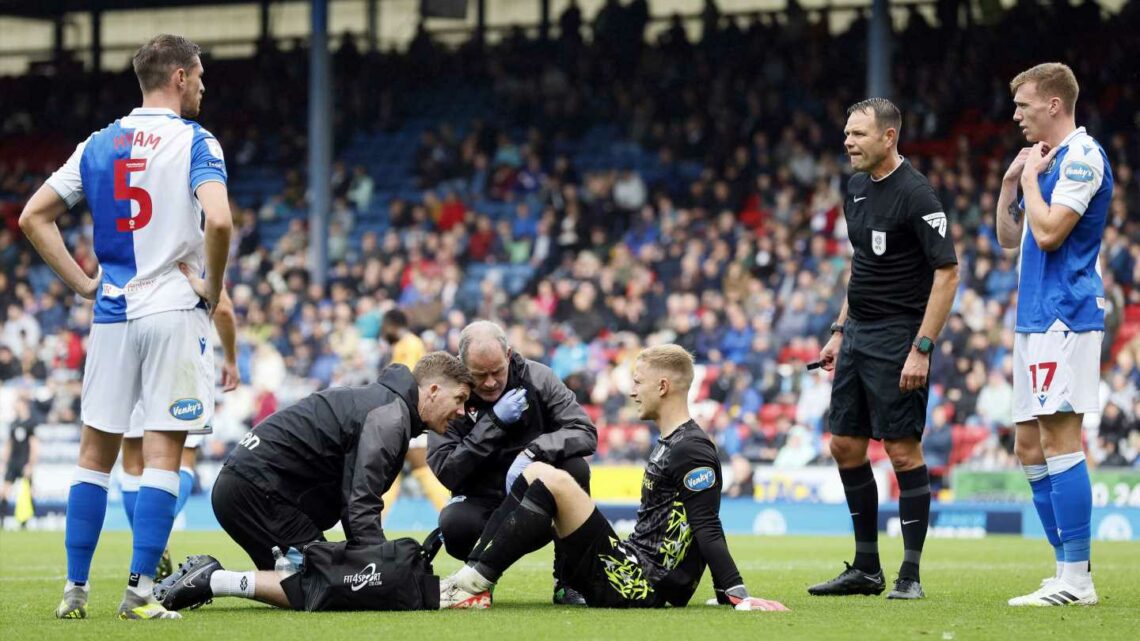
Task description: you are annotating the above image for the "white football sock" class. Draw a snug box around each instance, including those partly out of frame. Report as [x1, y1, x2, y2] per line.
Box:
[65, 580, 90, 594]
[210, 571, 257, 598]
[128, 575, 155, 600]
[1061, 561, 1092, 589]
[454, 565, 493, 593]
[121, 473, 141, 493]
[1055, 561, 1064, 579]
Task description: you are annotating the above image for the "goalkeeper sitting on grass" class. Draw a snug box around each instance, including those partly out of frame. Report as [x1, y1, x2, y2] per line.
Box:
[440, 344, 788, 612]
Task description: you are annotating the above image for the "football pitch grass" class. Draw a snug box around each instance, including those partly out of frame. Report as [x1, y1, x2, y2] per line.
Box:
[1, 530, 1137, 641]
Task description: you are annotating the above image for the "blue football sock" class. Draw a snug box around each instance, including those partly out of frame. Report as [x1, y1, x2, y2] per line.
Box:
[1047, 453, 1092, 564]
[121, 473, 141, 530]
[1024, 464, 1063, 561]
[174, 468, 195, 516]
[129, 469, 180, 577]
[66, 468, 111, 584]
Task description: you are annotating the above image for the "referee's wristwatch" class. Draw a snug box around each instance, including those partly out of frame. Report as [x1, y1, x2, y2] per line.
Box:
[913, 336, 935, 355]
[829, 322, 845, 335]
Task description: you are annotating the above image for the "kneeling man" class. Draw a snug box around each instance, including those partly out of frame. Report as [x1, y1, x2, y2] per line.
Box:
[157, 352, 472, 610]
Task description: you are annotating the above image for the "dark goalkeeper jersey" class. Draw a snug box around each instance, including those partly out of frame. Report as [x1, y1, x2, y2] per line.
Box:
[626, 420, 743, 606]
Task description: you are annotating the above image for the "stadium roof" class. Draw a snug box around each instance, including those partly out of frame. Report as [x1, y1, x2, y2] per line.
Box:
[0, 0, 307, 20]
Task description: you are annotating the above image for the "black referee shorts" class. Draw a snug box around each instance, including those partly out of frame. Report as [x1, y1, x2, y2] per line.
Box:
[828, 317, 927, 442]
[211, 467, 325, 570]
[4, 458, 28, 483]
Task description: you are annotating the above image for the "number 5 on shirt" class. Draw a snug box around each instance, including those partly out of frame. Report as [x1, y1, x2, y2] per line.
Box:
[114, 158, 152, 232]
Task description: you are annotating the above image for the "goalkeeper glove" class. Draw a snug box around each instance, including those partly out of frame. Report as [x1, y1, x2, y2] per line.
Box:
[709, 585, 790, 612]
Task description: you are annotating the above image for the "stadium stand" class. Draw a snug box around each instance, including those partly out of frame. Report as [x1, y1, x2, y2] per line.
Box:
[1, 0, 1139, 509]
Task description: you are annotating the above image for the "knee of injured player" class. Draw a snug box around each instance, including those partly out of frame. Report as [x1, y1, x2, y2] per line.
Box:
[522, 461, 561, 485]
[523, 464, 585, 506]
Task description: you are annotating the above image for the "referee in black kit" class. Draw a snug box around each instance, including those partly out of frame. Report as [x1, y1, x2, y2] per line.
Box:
[808, 98, 959, 600]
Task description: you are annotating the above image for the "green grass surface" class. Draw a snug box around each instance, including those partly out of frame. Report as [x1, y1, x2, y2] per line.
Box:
[1, 530, 1137, 640]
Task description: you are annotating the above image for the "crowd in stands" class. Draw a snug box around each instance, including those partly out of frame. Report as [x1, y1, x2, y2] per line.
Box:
[2, 0, 1140, 483]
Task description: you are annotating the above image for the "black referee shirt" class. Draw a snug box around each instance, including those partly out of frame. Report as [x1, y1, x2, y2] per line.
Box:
[844, 158, 958, 322]
[6, 419, 34, 468]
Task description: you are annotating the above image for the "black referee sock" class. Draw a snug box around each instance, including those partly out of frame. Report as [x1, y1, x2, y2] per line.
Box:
[474, 480, 558, 582]
[468, 476, 530, 564]
[896, 465, 931, 582]
[840, 462, 881, 574]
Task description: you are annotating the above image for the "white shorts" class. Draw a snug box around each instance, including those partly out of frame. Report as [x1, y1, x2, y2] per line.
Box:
[82, 309, 214, 434]
[1013, 330, 1102, 423]
[126, 402, 207, 448]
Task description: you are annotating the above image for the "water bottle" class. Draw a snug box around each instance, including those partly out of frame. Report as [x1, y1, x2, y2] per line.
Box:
[272, 545, 300, 578]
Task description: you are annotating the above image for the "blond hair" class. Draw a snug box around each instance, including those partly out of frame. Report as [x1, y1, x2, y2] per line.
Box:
[636, 344, 695, 391]
[1010, 62, 1079, 114]
[413, 351, 475, 388]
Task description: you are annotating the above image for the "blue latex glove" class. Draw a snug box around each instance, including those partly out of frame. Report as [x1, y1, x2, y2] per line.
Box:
[505, 451, 536, 494]
[492, 387, 528, 425]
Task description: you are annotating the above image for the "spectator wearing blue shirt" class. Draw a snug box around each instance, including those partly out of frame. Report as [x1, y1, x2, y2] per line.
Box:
[720, 306, 755, 364]
[550, 329, 588, 380]
[693, 310, 725, 363]
[511, 203, 539, 240]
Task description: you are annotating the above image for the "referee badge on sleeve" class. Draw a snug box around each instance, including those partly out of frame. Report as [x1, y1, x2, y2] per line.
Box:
[872, 230, 886, 255]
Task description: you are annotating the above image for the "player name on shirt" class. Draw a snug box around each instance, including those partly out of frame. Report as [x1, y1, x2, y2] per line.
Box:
[113, 131, 162, 151]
